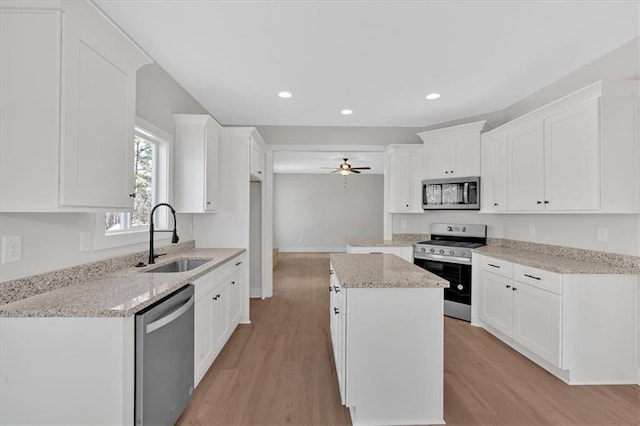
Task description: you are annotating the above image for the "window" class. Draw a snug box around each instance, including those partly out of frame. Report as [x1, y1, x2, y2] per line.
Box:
[105, 130, 158, 233]
[94, 118, 171, 250]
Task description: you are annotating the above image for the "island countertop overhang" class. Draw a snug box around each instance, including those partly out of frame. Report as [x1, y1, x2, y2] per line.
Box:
[329, 253, 449, 289]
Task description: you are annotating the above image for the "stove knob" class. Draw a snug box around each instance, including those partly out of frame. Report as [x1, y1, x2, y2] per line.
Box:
[449, 250, 455, 255]
[457, 284, 464, 290]
[429, 248, 435, 253]
[439, 249, 445, 254]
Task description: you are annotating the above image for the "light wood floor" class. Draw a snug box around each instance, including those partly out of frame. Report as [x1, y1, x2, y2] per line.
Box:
[178, 253, 639, 426]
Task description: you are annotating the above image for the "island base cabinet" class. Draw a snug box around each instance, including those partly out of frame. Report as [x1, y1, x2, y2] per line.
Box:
[0, 317, 134, 426]
[328, 273, 445, 426]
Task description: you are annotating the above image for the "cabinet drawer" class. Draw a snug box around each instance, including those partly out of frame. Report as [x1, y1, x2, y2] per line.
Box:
[480, 256, 514, 278]
[514, 264, 562, 295]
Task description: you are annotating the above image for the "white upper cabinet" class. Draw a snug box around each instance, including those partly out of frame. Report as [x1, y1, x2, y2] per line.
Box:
[174, 114, 222, 213]
[417, 121, 486, 180]
[0, 0, 151, 212]
[482, 80, 639, 214]
[250, 138, 266, 181]
[386, 144, 422, 213]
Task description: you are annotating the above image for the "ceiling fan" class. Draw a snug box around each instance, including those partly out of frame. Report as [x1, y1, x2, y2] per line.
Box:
[330, 158, 371, 175]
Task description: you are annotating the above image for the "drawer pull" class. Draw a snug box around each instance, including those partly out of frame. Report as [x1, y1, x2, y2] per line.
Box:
[235, 261, 242, 266]
[329, 270, 334, 275]
[506, 285, 511, 289]
[334, 307, 340, 315]
[524, 273, 541, 280]
[512, 287, 518, 291]
[488, 263, 500, 268]
[333, 286, 340, 293]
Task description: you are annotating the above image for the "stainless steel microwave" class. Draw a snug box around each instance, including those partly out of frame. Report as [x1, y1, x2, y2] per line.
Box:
[422, 176, 480, 210]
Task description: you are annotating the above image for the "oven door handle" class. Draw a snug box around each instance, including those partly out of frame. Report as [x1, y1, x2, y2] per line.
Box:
[463, 182, 469, 204]
[414, 253, 471, 265]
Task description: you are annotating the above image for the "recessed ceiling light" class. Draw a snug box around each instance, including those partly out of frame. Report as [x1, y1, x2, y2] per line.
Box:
[278, 91, 292, 98]
[425, 93, 441, 100]
[341, 109, 353, 115]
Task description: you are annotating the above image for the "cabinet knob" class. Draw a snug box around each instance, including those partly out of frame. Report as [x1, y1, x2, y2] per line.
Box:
[206, 201, 211, 205]
[512, 287, 518, 291]
[536, 201, 542, 205]
[334, 286, 340, 293]
[212, 295, 218, 300]
[231, 281, 236, 285]
[445, 171, 449, 174]
[329, 270, 334, 275]
[493, 203, 498, 206]
[544, 200, 549, 204]
[450, 170, 454, 174]
[235, 262, 242, 266]
[405, 204, 409, 207]
[506, 285, 511, 288]
[329, 286, 333, 292]
[334, 307, 340, 315]
[258, 171, 262, 174]
[129, 193, 136, 198]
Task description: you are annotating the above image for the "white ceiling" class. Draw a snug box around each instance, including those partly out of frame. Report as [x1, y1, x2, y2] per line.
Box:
[96, 0, 639, 128]
[273, 151, 384, 174]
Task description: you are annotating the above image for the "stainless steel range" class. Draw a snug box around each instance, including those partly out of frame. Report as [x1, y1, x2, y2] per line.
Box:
[414, 223, 486, 321]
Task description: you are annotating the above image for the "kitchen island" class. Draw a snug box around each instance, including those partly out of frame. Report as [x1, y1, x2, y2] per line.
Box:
[329, 253, 448, 426]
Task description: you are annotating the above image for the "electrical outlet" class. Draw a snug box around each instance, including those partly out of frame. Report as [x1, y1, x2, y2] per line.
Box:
[597, 227, 608, 242]
[401, 220, 408, 229]
[2, 236, 22, 263]
[528, 224, 536, 237]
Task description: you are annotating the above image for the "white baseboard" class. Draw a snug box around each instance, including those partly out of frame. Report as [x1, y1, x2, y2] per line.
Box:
[249, 287, 262, 298]
[277, 246, 347, 253]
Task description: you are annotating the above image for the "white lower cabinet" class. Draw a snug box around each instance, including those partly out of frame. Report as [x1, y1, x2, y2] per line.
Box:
[328, 263, 444, 425]
[346, 245, 413, 263]
[194, 254, 245, 386]
[476, 254, 638, 384]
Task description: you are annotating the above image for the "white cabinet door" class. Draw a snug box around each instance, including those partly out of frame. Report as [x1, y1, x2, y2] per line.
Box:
[194, 289, 215, 386]
[59, 0, 149, 208]
[174, 114, 221, 213]
[250, 138, 266, 180]
[421, 136, 451, 179]
[211, 283, 229, 355]
[227, 270, 243, 327]
[329, 267, 346, 405]
[481, 134, 508, 212]
[451, 132, 481, 177]
[507, 123, 544, 211]
[512, 282, 562, 368]
[204, 129, 219, 211]
[389, 148, 418, 212]
[479, 271, 513, 336]
[544, 100, 600, 211]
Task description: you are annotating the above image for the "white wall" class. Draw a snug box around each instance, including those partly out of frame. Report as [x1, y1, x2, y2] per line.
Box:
[0, 64, 209, 282]
[273, 174, 383, 252]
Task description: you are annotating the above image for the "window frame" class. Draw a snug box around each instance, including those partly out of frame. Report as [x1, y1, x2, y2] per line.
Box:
[93, 117, 172, 250]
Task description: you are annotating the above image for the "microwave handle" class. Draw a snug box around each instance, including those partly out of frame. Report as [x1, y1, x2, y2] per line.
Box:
[463, 182, 469, 204]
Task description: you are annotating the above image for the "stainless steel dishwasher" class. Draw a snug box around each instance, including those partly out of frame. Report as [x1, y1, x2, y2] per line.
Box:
[135, 284, 195, 425]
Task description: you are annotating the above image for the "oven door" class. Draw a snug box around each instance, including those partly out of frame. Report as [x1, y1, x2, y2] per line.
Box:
[414, 257, 472, 321]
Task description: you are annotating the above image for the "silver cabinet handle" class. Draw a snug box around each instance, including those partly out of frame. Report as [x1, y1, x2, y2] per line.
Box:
[146, 295, 194, 334]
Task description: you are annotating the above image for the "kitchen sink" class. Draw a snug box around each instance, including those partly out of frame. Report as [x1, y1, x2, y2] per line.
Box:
[145, 259, 212, 273]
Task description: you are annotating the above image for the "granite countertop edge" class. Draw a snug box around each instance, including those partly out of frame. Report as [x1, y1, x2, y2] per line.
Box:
[0, 248, 246, 318]
[474, 246, 638, 275]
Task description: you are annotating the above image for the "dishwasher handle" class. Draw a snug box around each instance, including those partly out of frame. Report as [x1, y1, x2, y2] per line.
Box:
[146, 295, 195, 334]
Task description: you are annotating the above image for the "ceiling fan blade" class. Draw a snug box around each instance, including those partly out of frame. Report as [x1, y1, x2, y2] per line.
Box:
[351, 170, 361, 173]
[330, 170, 340, 173]
[350, 167, 371, 170]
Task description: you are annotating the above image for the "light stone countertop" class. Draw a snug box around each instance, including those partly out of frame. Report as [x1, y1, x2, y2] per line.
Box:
[330, 253, 449, 288]
[475, 245, 637, 274]
[0, 248, 245, 318]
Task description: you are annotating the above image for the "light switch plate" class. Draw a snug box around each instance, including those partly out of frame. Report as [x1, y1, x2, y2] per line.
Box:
[2, 235, 22, 263]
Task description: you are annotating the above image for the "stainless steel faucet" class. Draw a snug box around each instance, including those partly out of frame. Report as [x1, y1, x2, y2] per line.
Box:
[148, 203, 179, 264]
